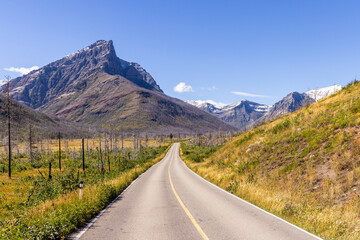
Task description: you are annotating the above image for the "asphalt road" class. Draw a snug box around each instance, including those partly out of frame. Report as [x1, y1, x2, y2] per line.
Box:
[72, 143, 321, 240]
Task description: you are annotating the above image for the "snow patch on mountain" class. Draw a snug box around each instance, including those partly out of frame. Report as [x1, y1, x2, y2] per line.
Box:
[186, 99, 270, 115]
[185, 100, 227, 110]
[220, 100, 246, 112]
[306, 84, 343, 101]
[250, 104, 271, 112]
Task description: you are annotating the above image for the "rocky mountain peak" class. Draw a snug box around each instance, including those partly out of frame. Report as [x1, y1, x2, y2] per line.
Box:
[3, 40, 162, 108]
[65, 40, 116, 60]
[259, 91, 314, 123]
[186, 99, 270, 129]
[306, 84, 343, 101]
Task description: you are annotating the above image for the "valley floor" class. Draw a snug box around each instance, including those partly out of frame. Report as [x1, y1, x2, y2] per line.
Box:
[72, 143, 320, 240]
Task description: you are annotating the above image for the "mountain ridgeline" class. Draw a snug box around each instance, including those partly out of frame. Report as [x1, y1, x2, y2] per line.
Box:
[258, 92, 314, 124]
[7, 40, 162, 109]
[187, 85, 342, 130]
[186, 100, 269, 129]
[2, 40, 235, 133]
[0, 94, 82, 137]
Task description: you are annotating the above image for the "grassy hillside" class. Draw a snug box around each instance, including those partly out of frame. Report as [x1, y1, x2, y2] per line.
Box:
[0, 94, 87, 139]
[182, 81, 360, 240]
[37, 72, 235, 134]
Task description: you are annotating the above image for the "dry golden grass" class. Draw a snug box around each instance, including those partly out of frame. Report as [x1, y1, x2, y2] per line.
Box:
[0, 138, 169, 155]
[181, 82, 360, 240]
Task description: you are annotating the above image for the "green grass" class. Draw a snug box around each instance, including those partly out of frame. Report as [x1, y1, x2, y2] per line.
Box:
[180, 143, 222, 163]
[0, 144, 169, 239]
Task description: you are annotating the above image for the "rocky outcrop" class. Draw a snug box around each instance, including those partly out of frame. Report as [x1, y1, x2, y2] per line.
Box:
[4, 40, 162, 109]
[259, 92, 314, 123]
[215, 100, 269, 129]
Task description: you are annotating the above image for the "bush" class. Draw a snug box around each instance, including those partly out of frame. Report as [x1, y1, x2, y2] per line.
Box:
[181, 143, 221, 163]
[272, 119, 291, 134]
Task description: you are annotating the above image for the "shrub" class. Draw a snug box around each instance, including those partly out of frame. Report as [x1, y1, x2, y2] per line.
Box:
[272, 119, 291, 134]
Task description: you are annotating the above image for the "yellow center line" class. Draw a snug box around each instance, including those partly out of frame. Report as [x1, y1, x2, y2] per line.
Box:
[168, 149, 210, 240]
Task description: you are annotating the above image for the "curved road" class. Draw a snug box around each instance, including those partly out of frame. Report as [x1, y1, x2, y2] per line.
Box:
[72, 143, 321, 240]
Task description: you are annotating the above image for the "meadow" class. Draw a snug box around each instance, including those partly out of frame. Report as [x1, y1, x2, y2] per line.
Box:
[0, 136, 170, 239]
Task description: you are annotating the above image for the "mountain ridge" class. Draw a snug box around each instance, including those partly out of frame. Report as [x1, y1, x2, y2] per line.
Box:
[2, 40, 235, 133]
[0, 93, 85, 137]
[186, 99, 270, 129]
[187, 85, 343, 129]
[7, 40, 162, 109]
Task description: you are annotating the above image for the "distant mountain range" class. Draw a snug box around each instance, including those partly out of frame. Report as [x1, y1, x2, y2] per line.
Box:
[2, 40, 235, 134]
[187, 85, 342, 129]
[1, 39, 343, 134]
[186, 100, 269, 129]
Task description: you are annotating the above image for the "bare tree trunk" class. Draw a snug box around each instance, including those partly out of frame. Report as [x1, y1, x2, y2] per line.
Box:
[144, 133, 147, 147]
[121, 133, 124, 150]
[110, 131, 113, 152]
[5, 78, 11, 178]
[99, 142, 104, 172]
[49, 162, 52, 179]
[28, 123, 33, 163]
[58, 132, 61, 171]
[114, 135, 118, 151]
[46, 139, 50, 154]
[82, 138, 85, 171]
[107, 144, 111, 172]
[40, 138, 43, 154]
[96, 147, 100, 170]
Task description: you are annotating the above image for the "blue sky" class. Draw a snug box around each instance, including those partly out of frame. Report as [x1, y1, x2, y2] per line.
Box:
[1, 0, 360, 105]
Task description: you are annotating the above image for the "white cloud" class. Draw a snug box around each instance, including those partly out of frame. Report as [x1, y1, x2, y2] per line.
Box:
[232, 91, 270, 98]
[4, 66, 39, 75]
[174, 82, 194, 93]
[200, 86, 217, 91]
[208, 86, 217, 91]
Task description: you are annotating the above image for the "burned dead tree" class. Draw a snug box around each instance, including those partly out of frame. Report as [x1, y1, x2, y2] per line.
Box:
[5, 76, 11, 178]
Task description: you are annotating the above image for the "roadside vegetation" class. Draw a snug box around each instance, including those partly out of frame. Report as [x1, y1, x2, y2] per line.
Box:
[181, 80, 360, 240]
[180, 142, 222, 163]
[0, 137, 169, 239]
